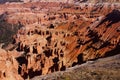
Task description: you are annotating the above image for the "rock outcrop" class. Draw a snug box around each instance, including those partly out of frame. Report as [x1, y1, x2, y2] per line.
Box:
[0, 48, 23, 80]
[0, 1, 120, 80]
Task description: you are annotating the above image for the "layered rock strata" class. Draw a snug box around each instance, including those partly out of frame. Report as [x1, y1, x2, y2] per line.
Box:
[0, 2, 120, 80]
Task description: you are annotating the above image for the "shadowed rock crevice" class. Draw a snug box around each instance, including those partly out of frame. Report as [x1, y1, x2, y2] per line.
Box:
[105, 44, 120, 57]
[16, 56, 28, 78]
[97, 10, 120, 27]
[27, 68, 42, 79]
[77, 54, 84, 64]
[43, 49, 53, 58]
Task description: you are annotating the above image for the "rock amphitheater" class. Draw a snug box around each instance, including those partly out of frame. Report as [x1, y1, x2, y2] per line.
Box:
[0, 0, 120, 80]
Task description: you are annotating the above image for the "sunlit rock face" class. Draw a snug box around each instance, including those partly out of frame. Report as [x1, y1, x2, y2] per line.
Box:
[0, 1, 120, 80]
[0, 48, 23, 80]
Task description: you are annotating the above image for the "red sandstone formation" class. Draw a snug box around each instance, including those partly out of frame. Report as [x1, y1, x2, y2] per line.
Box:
[0, 1, 120, 80]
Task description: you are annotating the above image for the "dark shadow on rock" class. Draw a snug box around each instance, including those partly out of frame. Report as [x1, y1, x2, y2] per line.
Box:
[16, 56, 28, 78]
[0, 0, 23, 4]
[60, 62, 66, 71]
[77, 53, 84, 64]
[43, 49, 53, 58]
[72, 53, 85, 67]
[105, 44, 120, 57]
[49, 24, 54, 29]
[27, 68, 42, 79]
[96, 10, 120, 27]
[16, 56, 28, 66]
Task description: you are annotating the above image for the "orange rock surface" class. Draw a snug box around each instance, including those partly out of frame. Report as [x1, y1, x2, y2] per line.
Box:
[0, 2, 120, 80]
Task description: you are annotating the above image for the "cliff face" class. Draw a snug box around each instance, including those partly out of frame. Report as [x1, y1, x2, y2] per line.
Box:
[0, 2, 120, 80]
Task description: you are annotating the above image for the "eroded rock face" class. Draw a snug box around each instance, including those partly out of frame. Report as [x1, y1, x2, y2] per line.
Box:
[0, 48, 23, 80]
[0, 2, 120, 80]
[10, 3, 120, 79]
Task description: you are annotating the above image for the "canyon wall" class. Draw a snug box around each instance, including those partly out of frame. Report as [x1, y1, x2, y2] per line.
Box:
[0, 2, 120, 80]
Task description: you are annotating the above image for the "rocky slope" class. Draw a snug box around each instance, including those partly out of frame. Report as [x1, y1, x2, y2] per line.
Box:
[31, 54, 120, 80]
[0, 1, 120, 80]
